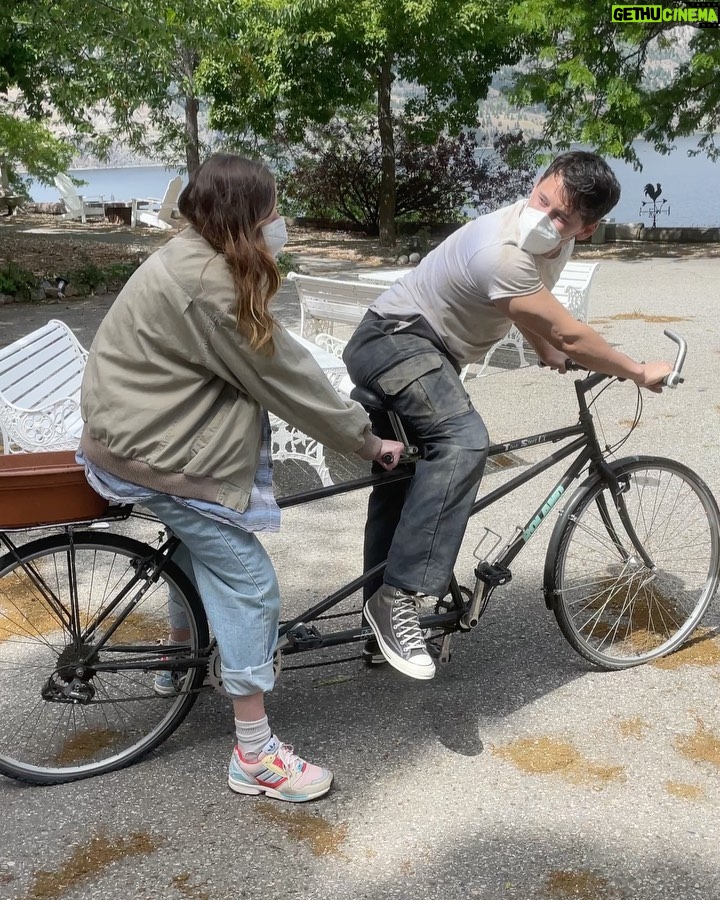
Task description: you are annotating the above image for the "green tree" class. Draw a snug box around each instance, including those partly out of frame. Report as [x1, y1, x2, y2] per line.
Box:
[205, 0, 530, 246]
[2, 0, 269, 176]
[508, 0, 720, 164]
[0, 2, 74, 190]
[0, 114, 74, 195]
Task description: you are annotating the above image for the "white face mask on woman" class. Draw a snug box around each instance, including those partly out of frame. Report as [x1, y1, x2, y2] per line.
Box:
[261, 217, 288, 257]
[517, 205, 563, 255]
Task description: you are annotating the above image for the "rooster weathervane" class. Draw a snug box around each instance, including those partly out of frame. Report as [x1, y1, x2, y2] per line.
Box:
[640, 182, 670, 227]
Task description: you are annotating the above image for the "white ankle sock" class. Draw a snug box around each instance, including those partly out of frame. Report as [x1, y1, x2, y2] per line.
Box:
[235, 716, 272, 757]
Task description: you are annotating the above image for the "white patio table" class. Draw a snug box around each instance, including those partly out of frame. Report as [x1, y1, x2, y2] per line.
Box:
[356, 267, 413, 285]
[287, 330, 346, 376]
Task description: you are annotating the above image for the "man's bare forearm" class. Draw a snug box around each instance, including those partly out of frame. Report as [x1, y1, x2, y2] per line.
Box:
[516, 324, 554, 360]
[500, 290, 671, 389]
[550, 322, 645, 381]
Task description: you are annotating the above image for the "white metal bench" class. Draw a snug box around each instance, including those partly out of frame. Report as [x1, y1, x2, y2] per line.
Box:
[288, 272, 386, 338]
[476, 261, 600, 376]
[0, 320, 88, 454]
[287, 272, 475, 390]
[0, 319, 346, 487]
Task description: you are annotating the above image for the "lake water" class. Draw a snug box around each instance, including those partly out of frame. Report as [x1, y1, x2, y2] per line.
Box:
[599, 135, 720, 227]
[26, 135, 720, 227]
[28, 165, 186, 207]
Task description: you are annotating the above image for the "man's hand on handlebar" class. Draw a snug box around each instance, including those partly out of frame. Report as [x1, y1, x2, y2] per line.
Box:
[632, 361, 674, 393]
[538, 346, 570, 373]
[539, 331, 685, 393]
[375, 440, 405, 470]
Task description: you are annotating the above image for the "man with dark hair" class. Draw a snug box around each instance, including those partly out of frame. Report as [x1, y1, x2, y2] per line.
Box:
[343, 150, 672, 681]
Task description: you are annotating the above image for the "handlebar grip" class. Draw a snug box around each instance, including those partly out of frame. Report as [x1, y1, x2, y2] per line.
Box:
[383, 446, 420, 464]
[538, 360, 587, 372]
[662, 329, 687, 388]
[634, 332, 686, 388]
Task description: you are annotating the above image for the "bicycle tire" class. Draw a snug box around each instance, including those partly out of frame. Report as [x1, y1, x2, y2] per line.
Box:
[545, 456, 720, 670]
[0, 531, 209, 785]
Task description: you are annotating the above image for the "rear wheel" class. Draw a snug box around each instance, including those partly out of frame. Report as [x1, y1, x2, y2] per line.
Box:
[0, 531, 208, 784]
[548, 457, 720, 669]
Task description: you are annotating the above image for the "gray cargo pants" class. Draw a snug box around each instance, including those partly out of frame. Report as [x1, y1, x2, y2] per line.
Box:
[343, 313, 489, 599]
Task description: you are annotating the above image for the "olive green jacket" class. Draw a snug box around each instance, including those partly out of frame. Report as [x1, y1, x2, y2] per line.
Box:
[80, 227, 378, 511]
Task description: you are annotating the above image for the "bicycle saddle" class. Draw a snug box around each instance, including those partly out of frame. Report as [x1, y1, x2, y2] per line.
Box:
[350, 385, 385, 410]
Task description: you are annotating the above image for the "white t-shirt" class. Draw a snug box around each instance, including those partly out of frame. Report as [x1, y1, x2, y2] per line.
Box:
[371, 199, 573, 367]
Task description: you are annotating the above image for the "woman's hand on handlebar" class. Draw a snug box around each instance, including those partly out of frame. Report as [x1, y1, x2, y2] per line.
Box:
[375, 440, 405, 470]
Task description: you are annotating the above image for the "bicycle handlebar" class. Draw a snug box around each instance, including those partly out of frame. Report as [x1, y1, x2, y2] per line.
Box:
[662, 329, 686, 387]
[541, 329, 687, 388]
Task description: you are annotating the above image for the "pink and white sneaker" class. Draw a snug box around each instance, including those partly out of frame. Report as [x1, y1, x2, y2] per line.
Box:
[228, 736, 333, 802]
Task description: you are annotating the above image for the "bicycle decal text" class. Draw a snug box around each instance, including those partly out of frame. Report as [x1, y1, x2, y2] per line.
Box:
[496, 434, 548, 453]
[523, 485, 566, 540]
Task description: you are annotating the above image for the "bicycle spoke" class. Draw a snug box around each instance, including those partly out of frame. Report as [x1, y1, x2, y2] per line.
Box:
[0, 533, 207, 783]
[552, 460, 720, 669]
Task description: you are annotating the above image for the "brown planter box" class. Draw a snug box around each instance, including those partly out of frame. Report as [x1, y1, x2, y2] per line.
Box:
[0, 451, 109, 529]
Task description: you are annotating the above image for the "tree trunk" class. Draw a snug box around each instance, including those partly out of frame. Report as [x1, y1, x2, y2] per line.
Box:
[178, 44, 201, 174]
[0, 156, 9, 192]
[377, 55, 396, 248]
[184, 94, 201, 174]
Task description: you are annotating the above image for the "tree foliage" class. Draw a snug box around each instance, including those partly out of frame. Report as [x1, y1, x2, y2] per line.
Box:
[278, 119, 535, 233]
[0, 2, 71, 187]
[508, 0, 720, 164]
[0, 113, 74, 193]
[204, 0, 532, 244]
[1, 0, 272, 176]
[3, 0, 536, 233]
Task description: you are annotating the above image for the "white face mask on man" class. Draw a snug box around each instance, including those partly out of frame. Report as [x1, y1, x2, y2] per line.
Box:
[261, 217, 288, 257]
[517, 205, 564, 255]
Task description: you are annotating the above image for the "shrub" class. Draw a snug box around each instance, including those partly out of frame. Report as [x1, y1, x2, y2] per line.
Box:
[67, 261, 107, 291]
[0, 261, 36, 295]
[277, 118, 537, 235]
[275, 252, 295, 276]
[102, 262, 138, 282]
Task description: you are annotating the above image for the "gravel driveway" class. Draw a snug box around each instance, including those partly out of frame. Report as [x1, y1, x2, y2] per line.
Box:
[0, 250, 719, 900]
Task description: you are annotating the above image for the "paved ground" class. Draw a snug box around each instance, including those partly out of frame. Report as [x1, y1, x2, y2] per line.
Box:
[1, 247, 719, 900]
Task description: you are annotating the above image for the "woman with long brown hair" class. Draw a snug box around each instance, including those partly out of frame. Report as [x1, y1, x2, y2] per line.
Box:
[78, 154, 403, 802]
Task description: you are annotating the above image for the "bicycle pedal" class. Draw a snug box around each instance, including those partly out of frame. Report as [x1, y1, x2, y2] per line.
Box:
[438, 634, 452, 665]
[474, 561, 512, 587]
[426, 633, 452, 665]
[286, 623, 324, 650]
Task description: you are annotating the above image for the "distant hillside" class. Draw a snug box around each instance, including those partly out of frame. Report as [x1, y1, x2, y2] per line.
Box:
[475, 26, 694, 137]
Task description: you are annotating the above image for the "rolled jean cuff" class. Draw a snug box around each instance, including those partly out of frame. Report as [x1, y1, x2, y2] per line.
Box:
[221, 660, 275, 697]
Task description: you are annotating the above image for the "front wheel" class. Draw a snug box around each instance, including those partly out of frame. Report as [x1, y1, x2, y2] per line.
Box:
[546, 457, 720, 670]
[0, 531, 209, 784]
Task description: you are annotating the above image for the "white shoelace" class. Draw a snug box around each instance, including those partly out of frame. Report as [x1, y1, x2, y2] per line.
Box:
[273, 742, 303, 774]
[391, 596, 427, 652]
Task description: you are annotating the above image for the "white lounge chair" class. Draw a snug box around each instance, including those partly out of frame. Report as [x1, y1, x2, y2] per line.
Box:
[131, 176, 183, 230]
[54, 173, 106, 224]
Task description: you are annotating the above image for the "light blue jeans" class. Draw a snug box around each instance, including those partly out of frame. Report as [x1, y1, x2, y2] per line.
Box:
[143, 494, 280, 697]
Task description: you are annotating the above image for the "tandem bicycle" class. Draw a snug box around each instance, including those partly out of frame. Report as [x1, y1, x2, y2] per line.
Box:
[0, 330, 718, 785]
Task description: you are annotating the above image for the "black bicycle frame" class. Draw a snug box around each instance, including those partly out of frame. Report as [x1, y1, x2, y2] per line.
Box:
[274, 374, 617, 649]
[1, 373, 622, 669]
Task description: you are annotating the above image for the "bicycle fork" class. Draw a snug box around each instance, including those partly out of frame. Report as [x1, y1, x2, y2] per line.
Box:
[594, 466, 656, 571]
